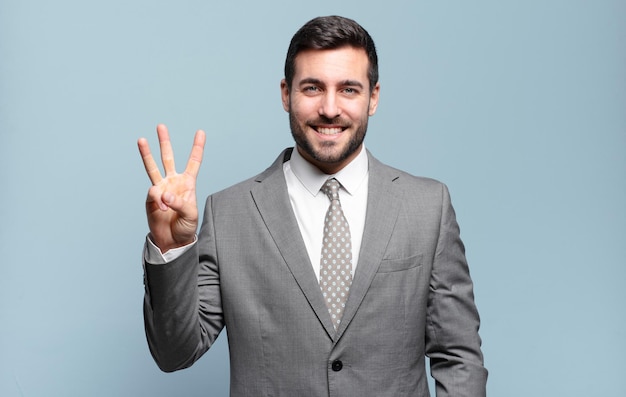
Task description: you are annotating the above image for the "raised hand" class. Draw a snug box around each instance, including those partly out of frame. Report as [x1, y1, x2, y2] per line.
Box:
[138, 124, 206, 253]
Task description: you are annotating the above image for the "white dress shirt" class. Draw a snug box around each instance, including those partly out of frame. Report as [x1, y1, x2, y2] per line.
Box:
[145, 146, 369, 279]
[283, 146, 368, 278]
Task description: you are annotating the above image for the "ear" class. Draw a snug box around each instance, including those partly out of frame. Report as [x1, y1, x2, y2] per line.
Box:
[280, 79, 290, 112]
[368, 82, 380, 116]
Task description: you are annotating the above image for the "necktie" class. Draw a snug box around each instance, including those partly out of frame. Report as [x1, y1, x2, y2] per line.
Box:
[319, 178, 353, 330]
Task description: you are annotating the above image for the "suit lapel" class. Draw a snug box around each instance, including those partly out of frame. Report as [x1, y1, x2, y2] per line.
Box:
[335, 153, 402, 340]
[249, 149, 402, 341]
[250, 149, 336, 338]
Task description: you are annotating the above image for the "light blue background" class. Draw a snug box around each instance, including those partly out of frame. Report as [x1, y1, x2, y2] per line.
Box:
[1, 0, 624, 396]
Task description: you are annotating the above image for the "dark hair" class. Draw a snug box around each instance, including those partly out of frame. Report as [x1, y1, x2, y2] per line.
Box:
[284, 16, 379, 92]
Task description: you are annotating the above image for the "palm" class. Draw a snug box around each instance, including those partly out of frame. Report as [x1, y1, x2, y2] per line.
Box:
[138, 124, 206, 252]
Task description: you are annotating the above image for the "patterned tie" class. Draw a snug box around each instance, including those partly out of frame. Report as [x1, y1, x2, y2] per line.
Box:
[319, 178, 353, 330]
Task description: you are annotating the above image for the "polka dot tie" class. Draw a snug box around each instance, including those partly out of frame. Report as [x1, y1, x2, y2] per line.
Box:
[319, 178, 353, 330]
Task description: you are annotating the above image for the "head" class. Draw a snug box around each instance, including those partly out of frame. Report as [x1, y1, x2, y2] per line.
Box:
[284, 16, 379, 92]
[281, 16, 380, 174]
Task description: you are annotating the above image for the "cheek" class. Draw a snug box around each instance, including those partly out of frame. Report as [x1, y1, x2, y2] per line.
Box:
[291, 99, 317, 120]
[343, 102, 370, 121]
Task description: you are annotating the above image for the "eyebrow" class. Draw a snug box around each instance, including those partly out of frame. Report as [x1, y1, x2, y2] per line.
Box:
[298, 78, 365, 89]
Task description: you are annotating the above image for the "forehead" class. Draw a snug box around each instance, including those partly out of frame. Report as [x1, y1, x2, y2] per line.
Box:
[293, 47, 370, 82]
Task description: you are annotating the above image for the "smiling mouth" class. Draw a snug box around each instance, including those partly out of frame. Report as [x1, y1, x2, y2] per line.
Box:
[315, 126, 345, 135]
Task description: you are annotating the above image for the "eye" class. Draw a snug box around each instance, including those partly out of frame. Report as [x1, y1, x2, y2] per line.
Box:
[302, 86, 320, 94]
[342, 87, 359, 95]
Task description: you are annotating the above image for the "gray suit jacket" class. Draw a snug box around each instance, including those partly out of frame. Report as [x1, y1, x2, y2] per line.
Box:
[144, 149, 487, 396]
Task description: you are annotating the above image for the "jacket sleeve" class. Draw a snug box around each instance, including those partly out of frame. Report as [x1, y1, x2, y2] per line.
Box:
[425, 184, 488, 396]
[143, 195, 224, 372]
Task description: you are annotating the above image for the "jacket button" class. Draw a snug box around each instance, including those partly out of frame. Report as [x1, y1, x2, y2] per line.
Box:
[331, 360, 343, 372]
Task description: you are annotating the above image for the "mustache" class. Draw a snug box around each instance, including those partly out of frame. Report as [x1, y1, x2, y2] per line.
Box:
[305, 116, 351, 128]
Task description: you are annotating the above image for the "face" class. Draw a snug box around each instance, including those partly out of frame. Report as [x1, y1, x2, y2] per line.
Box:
[281, 47, 380, 174]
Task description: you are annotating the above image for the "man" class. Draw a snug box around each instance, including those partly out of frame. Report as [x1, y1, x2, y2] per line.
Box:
[138, 15, 487, 396]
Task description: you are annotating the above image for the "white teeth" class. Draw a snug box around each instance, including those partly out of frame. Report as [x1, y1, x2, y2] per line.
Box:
[317, 127, 342, 135]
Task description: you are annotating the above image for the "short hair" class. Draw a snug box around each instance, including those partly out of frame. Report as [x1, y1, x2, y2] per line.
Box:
[284, 16, 379, 92]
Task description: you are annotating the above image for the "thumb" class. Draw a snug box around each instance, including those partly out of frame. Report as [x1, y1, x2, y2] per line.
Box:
[162, 191, 180, 208]
[161, 191, 196, 219]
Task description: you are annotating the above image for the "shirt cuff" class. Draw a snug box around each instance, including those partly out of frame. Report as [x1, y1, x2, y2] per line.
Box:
[144, 235, 197, 264]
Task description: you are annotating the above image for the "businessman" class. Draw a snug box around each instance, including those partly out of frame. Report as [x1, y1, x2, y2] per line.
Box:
[138, 15, 487, 396]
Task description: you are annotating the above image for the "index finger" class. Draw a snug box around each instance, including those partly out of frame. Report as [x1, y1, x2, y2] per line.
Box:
[138, 137, 163, 185]
[184, 129, 206, 178]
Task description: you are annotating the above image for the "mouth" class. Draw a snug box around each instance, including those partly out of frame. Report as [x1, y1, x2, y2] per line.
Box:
[315, 126, 345, 135]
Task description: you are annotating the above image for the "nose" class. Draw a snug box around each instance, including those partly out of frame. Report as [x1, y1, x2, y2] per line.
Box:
[319, 92, 341, 119]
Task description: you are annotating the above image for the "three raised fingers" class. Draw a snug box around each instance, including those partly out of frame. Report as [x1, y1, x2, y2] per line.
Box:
[138, 125, 206, 186]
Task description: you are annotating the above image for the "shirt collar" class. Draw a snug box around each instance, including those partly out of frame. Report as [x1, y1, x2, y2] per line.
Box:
[289, 145, 369, 196]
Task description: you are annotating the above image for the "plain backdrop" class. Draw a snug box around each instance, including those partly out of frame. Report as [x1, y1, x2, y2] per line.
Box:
[1, 0, 624, 396]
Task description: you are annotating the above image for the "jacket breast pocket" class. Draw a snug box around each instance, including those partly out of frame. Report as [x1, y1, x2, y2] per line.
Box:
[377, 254, 423, 273]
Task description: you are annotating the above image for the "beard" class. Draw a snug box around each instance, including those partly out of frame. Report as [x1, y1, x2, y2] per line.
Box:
[289, 111, 368, 167]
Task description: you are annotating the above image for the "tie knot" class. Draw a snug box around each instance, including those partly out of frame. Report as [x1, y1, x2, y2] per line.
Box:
[321, 178, 341, 201]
